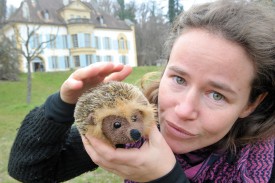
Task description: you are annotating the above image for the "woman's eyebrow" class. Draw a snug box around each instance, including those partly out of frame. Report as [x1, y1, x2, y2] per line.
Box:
[208, 80, 237, 96]
[168, 66, 188, 76]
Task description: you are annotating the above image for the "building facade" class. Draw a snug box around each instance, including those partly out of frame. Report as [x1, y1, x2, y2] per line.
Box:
[3, 0, 137, 72]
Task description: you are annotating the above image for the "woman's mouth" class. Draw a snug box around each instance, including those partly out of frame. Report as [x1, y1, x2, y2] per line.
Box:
[165, 121, 196, 139]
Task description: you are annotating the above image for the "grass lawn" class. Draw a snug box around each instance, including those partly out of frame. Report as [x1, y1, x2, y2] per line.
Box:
[0, 66, 162, 183]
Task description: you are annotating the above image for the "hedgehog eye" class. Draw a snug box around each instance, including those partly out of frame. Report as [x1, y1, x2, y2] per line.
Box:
[114, 121, 121, 129]
[131, 115, 137, 122]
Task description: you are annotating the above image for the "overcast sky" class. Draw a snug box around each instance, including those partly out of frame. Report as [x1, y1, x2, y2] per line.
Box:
[7, 0, 216, 10]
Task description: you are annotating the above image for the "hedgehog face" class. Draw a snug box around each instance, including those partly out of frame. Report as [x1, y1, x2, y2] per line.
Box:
[101, 110, 144, 146]
[74, 81, 157, 147]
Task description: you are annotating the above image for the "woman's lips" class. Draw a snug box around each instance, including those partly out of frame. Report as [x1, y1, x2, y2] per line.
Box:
[165, 121, 196, 139]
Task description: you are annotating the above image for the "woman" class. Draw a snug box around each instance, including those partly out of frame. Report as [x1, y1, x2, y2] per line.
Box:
[8, 0, 275, 182]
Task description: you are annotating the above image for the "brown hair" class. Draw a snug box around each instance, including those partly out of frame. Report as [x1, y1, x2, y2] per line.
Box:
[141, 0, 275, 153]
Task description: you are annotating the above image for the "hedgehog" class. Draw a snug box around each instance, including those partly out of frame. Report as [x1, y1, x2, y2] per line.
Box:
[74, 81, 157, 147]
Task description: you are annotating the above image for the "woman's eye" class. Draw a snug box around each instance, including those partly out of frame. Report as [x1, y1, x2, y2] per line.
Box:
[211, 92, 224, 101]
[173, 76, 185, 85]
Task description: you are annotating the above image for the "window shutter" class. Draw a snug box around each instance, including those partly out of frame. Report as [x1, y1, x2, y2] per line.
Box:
[92, 34, 95, 48]
[80, 54, 85, 67]
[39, 34, 42, 45]
[119, 55, 122, 63]
[103, 37, 106, 49]
[56, 35, 62, 49]
[59, 56, 65, 69]
[78, 33, 85, 48]
[67, 35, 71, 48]
[69, 56, 73, 67]
[127, 41, 130, 50]
[46, 35, 51, 48]
[126, 56, 129, 64]
[29, 36, 34, 49]
[98, 37, 102, 49]
[48, 57, 52, 70]
[92, 55, 96, 63]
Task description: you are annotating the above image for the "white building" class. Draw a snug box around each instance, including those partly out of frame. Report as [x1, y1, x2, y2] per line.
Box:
[3, 0, 137, 72]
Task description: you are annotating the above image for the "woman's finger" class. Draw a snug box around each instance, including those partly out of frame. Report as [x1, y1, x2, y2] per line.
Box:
[104, 65, 132, 82]
[85, 135, 139, 164]
[73, 62, 116, 81]
[60, 63, 131, 104]
[81, 135, 106, 165]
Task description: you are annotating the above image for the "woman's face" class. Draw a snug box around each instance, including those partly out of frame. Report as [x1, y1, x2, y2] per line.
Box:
[158, 29, 256, 154]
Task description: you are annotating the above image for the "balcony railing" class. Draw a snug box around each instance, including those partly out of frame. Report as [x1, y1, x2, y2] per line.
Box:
[68, 18, 90, 24]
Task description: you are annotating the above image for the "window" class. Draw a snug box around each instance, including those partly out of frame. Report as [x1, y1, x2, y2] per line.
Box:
[118, 37, 127, 50]
[74, 56, 80, 67]
[106, 55, 112, 62]
[22, 2, 30, 19]
[104, 37, 111, 49]
[120, 55, 128, 64]
[64, 56, 70, 68]
[51, 56, 58, 69]
[50, 34, 56, 48]
[72, 34, 78, 48]
[96, 55, 101, 62]
[33, 33, 40, 48]
[41, 10, 49, 20]
[85, 34, 91, 48]
[44, 10, 49, 20]
[86, 54, 93, 65]
[119, 38, 125, 49]
[95, 36, 99, 49]
[62, 35, 68, 49]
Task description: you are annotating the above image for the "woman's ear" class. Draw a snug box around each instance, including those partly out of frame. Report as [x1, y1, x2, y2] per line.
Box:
[239, 92, 268, 118]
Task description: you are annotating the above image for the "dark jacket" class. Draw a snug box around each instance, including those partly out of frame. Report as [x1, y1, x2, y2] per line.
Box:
[8, 92, 188, 183]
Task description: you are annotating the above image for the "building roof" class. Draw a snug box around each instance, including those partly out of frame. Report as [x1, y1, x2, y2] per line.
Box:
[7, 0, 131, 30]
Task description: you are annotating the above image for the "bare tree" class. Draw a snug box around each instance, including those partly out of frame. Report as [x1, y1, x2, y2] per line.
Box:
[13, 24, 57, 104]
[97, 0, 116, 15]
[96, 0, 169, 66]
[98, 0, 137, 22]
[135, 1, 168, 66]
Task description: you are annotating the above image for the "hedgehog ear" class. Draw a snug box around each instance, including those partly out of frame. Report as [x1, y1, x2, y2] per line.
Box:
[85, 113, 96, 125]
[133, 109, 144, 119]
[137, 95, 148, 106]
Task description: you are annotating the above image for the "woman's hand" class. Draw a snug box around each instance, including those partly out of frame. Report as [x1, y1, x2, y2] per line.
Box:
[82, 125, 176, 182]
[60, 62, 132, 104]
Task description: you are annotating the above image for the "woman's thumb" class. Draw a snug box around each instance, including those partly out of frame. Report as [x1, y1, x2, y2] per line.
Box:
[147, 124, 166, 146]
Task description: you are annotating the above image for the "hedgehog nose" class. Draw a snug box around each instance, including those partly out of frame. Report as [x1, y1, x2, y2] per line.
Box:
[130, 129, 141, 141]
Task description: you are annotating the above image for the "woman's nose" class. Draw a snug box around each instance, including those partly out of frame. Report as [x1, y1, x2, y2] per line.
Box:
[174, 91, 199, 120]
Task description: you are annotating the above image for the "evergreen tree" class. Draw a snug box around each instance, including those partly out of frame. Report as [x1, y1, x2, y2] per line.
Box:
[115, 0, 136, 22]
[0, 35, 19, 81]
[117, 0, 125, 20]
[0, 0, 7, 23]
[0, 0, 18, 81]
[168, 0, 175, 23]
[168, 0, 183, 23]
